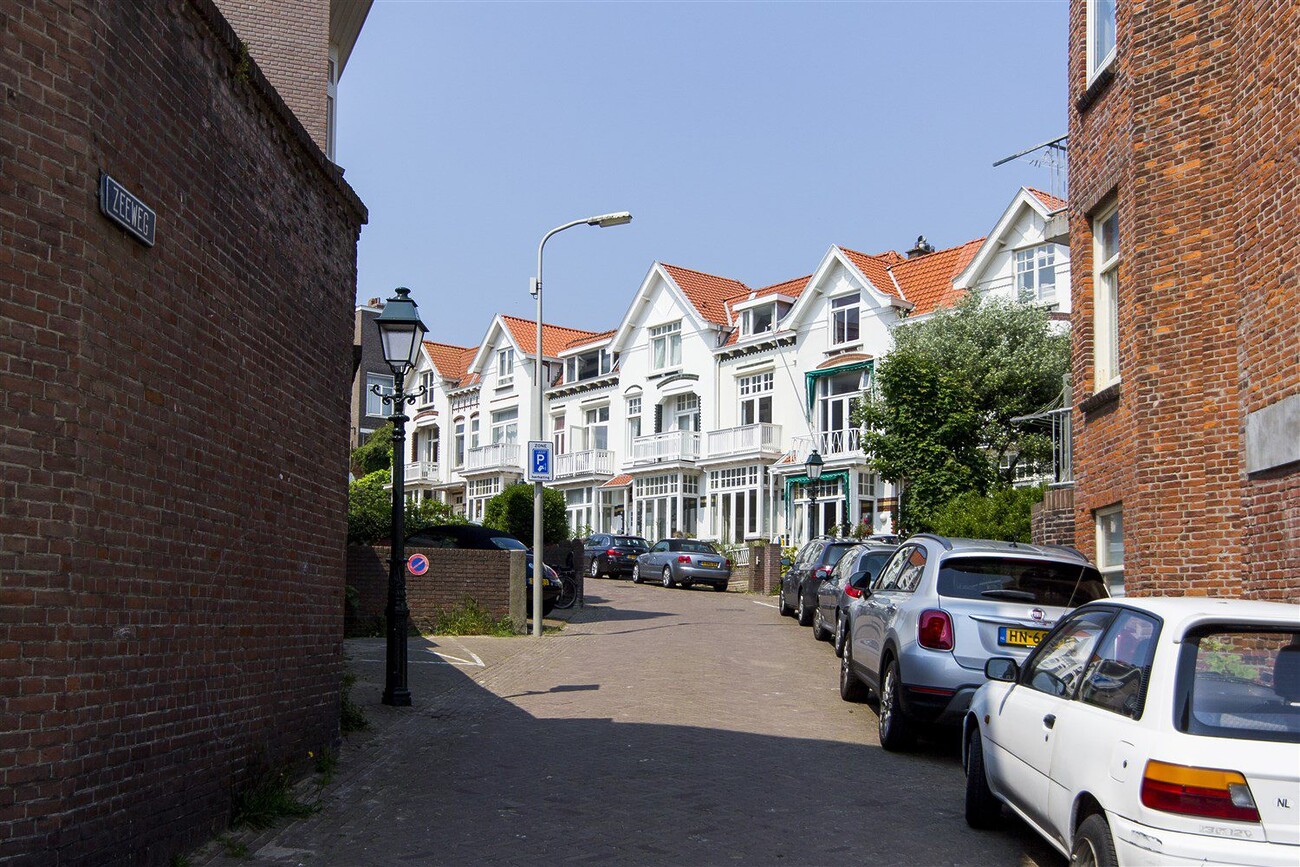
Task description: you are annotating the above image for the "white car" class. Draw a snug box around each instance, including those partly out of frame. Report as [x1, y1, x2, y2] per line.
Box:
[962, 597, 1299, 866]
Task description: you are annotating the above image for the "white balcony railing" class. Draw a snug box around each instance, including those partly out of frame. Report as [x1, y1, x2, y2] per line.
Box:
[465, 442, 521, 473]
[405, 460, 438, 483]
[705, 423, 782, 458]
[791, 428, 864, 461]
[731, 546, 752, 567]
[554, 449, 616, 479]
[630, 430, 700, 464]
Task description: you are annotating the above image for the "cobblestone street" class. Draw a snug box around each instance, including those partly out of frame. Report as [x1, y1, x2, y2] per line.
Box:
[201, 581, 1061, 866]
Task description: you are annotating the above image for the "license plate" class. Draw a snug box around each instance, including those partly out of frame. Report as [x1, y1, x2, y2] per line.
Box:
[999, 627, 1048, 647]
[699, 560, 720, 568]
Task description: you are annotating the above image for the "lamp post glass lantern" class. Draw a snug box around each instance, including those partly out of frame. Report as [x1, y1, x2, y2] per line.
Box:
[372, 286, 428, 706]
[531, 212, 632, 637]
[805, 450, 824, 541]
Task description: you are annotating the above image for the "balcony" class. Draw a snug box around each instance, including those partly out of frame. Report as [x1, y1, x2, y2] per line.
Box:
[704, 423, 782, 460]
[554, 449, 616, 479]
[405, 460, 439, 483]
[465, 442, 521, 474]
[791, 428, 863, 461]
[630, 430, 700, 465]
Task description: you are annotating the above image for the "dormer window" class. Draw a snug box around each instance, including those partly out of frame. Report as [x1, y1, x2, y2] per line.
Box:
[565, 348, 613, 383]
[1015, 245, 1058, 304]
[742, 303, 776, 337]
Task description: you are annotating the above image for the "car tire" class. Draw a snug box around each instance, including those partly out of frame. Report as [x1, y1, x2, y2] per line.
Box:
[778, 586, 794, 617]
[964, 727, 1002, 829]
[631, 564, 641, 584]
[833, 612, 848, 658]
[661, 566, 674, 588]
[590, 558, 602, 579]
[813, 606, 831, 641]
[713, 582, 727, 592]
[1071, 815, 1118, 867]
[877, 659, 914, 751]
[840, 636, 868, 702]
[540, 599, 555, 617]
[796, 586, 814, 626]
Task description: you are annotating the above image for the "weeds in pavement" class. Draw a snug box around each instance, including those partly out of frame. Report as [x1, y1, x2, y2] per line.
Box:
[169, 856, 191, 867]
[340, 672, 368, 733]
[231, 769, 318, 830]
[426, 599, 518, 636]
[313, 748, 338, 785]
[219, 836, 250, 858]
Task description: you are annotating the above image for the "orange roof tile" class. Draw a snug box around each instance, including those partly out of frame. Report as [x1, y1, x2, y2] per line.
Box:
[660, 263, 750, 327]
[839, 247, 906, 300]
[814, 352, 873, 370]
[888, 238, 985, 317]
[1027, 188, 1067, 212]
[563, 328, 616, 352]
[424, 341, 477, 381]
[500, 314, 602, 358]
[730, 274, 812, 304]
[601, 473, 633, 488]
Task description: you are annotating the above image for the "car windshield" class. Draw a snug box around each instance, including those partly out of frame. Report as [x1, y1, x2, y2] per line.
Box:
[679, 541, 717, 554]
[613, 537, 649, 550]
[822, 544, 854, 567]
[1179, 628, 1300, 744]
[855, 551, 895, 586]
[490, 537, 527, 551]
[937, 557, 1108, 607]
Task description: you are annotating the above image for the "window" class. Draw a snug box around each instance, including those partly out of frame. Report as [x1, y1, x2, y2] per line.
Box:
[497, 348, 514, 385]
[873, 546, 913, 592]
[1094, 202, 1120, 388]
[626, 396, 642, 448]
[1178, 628, 1300, 744]
[1087, 0, 1117, 81]
[1096, 505, 1124, 595]
[358, 428, 374, 448]
[1025, 608, 1115, 698]
[418, 371, 434, 405]
[326, 46, 338, 162]
[469, 415, 480, 449]
[453, 419, 465, 468]
[365, 373, 394, 417]
[742, 303, 776, 337]
[673, 393, 699, 432]
[1015, 245, 1058, 303]
[937, 557, 1108, 607]
[585, 405, 609, 451]
[491, 408, 518, 444]
[553, 414, 565, 454]
[738, 372, 773, 425]
[1080, 611, 1159, 719]
[650, 322, 682, 370]
[830, 294, 859, 345]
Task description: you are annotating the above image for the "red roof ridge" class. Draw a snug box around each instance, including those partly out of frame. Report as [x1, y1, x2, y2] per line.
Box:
[1026, 187, 1067, 212]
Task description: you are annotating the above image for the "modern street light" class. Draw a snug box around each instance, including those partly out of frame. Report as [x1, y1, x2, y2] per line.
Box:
[372, 286, 428, 706]
[530, 212, 632, 637]
[805, 449, 824, 541]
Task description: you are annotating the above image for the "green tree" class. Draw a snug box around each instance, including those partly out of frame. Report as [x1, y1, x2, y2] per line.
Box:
[347, 468, 466, 544]
[855, 293, 1068, 533]
[483, 483, 569, 546]
[929, 485, 1047, 543]
[350, 423, 393, 476]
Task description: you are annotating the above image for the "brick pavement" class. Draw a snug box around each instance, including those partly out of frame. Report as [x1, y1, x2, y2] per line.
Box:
[196, 580, 1061, 866]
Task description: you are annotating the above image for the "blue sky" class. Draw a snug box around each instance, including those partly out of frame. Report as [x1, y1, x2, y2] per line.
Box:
[338, 0, 1068, 343]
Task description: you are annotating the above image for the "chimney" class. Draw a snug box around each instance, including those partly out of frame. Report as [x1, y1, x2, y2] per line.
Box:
[367, 297, 383, 309]
[906, 235, 935, 259]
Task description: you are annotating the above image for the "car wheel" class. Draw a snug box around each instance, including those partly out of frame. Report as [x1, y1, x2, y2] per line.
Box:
[964, 727, 1003, 829]
[661, 566, 674, 588]
[1071, 814, 1118, 867]
[631, 564, 641, 584]
[540, 599, 555, 617]
[713, 582, 727, 592]
[796, 586, 814, 626]
[833, 612, 848, 658]
[840, 636, 868, 702]
[813, 606, 831, 641]
[778, 586, 794, 617]
[877, 659, 914, 751]
[590, 558, 601, 579]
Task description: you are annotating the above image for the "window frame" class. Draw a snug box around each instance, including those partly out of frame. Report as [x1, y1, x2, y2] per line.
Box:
[496, 348, 515, 386]
[1015, 244, 1058, 304]
[650, 321, 682, 371]
[738, 371, 774, 426]
[1095, 504, 1125, 596]
[491, 407, 518, 444]
[1086, 0, 1118, 85]
[1093, 201, 1121, 389]
[829, 293, 860, 346]
[365, 373, 394, 417]
[1021, 608, 1117, 698]
[1078, 609, 1162, 720]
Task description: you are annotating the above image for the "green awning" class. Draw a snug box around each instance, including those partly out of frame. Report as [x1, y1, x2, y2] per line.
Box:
[805, 358, 874, 413]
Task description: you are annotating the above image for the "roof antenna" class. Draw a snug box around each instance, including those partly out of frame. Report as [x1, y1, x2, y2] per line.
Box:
[993, 134, 1069, 201]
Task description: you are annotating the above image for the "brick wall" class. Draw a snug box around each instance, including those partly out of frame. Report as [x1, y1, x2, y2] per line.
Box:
[1031, 488, 1076, 548]
[346, 546, 526, 633]
[0, 1, 365, 863]
[214, 0, 330, 151]
[1068, 0, 1298, 598]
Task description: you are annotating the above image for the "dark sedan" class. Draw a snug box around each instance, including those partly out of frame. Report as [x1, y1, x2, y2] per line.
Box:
[405, 524, 561, 617]
[583, 533, 651, 579]
[633, 539, 731, 591]
[812, 543, 898, 654]
[780, 537, 857, 626]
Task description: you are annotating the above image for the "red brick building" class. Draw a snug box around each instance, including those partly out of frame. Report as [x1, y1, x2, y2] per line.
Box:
[1067, 0, 1298, 598]
[0, 1, 366, 862]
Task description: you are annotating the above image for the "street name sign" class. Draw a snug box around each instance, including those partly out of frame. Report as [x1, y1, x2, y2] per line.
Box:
[526, 440, 553, 482]
[98, 173, 156, 247]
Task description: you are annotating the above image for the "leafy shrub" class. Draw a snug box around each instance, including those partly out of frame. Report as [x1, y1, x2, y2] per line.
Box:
[483, 483, 568, 545]
[350, 423, 393, 476]
[347, 469, 467, 544]
[424, 599, 518, 636]
[928, 484, 1046, 543]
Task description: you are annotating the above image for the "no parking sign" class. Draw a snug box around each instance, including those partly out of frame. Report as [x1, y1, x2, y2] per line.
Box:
[407, 553, 430, 576]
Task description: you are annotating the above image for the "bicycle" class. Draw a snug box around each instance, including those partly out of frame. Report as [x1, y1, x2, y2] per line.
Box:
[553, 571, 581, 610]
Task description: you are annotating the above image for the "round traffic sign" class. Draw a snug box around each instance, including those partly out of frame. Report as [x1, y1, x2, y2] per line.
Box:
[407, 553, 430, 576]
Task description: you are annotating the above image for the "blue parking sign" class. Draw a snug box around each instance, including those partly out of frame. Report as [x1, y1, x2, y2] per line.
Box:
[527, 440, 553, 481]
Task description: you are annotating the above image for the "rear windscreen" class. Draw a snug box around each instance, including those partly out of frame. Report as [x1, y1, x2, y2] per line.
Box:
[680, 541, 718, 554]
[613, 537, 649, 550]
[937, 557, 1107, 607]
[821, 544, 854, 568]
[1178, 629, 1300, 744]
[853, 551, 895, 587]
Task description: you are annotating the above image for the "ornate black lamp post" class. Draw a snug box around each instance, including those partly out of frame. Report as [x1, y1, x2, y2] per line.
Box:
[372, 287, 427, 706]
[805, 449, 824, 541]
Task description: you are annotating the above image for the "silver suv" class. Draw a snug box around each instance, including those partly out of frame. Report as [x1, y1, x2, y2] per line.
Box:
[838, 535, 1107, 751]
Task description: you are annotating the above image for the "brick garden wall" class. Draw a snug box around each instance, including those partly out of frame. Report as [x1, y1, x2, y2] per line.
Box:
[347, 546, 526, 634]
[0, 1, 365, 863]
[1031, 488, 1076, 549]
[1067, 0, 1298, 598]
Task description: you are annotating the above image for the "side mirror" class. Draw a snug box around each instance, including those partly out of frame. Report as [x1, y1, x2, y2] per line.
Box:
[780, 557, 792, 568]
[985, 658, 1019, 682]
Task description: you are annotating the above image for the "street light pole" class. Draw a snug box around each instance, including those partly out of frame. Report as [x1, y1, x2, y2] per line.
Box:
[530, 212, 632, 637]
[372, 287, 428, 705]
[805, 449, 824, 543]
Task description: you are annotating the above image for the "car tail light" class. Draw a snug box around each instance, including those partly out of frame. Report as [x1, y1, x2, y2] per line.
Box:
[1141, 760, 1260, 822]
[606, 548, 619, 556]
[844, 584, 863, 599]
[677, 555, 691, 563]
[917, 609, 954, 650]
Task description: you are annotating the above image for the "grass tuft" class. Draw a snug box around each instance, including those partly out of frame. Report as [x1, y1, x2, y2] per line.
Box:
[426, 599, 518, 637]
[340, 672, 368, 733]
[231, 770, 318, 830]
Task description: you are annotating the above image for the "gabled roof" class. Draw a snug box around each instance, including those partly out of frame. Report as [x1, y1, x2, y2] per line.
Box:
[500, 314, 603, 358]
[837, 248, 907, 301]
[601, 473, 633, 489]
[731, 274, 812, 304]
[562, 328, 616, 353]
[423, 341, 477, 382]
[888, 238, 984, 317]
[1027, 187, 1067, 212]
[953, 187, 1070, 292]
[659, 263, 750, 327]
